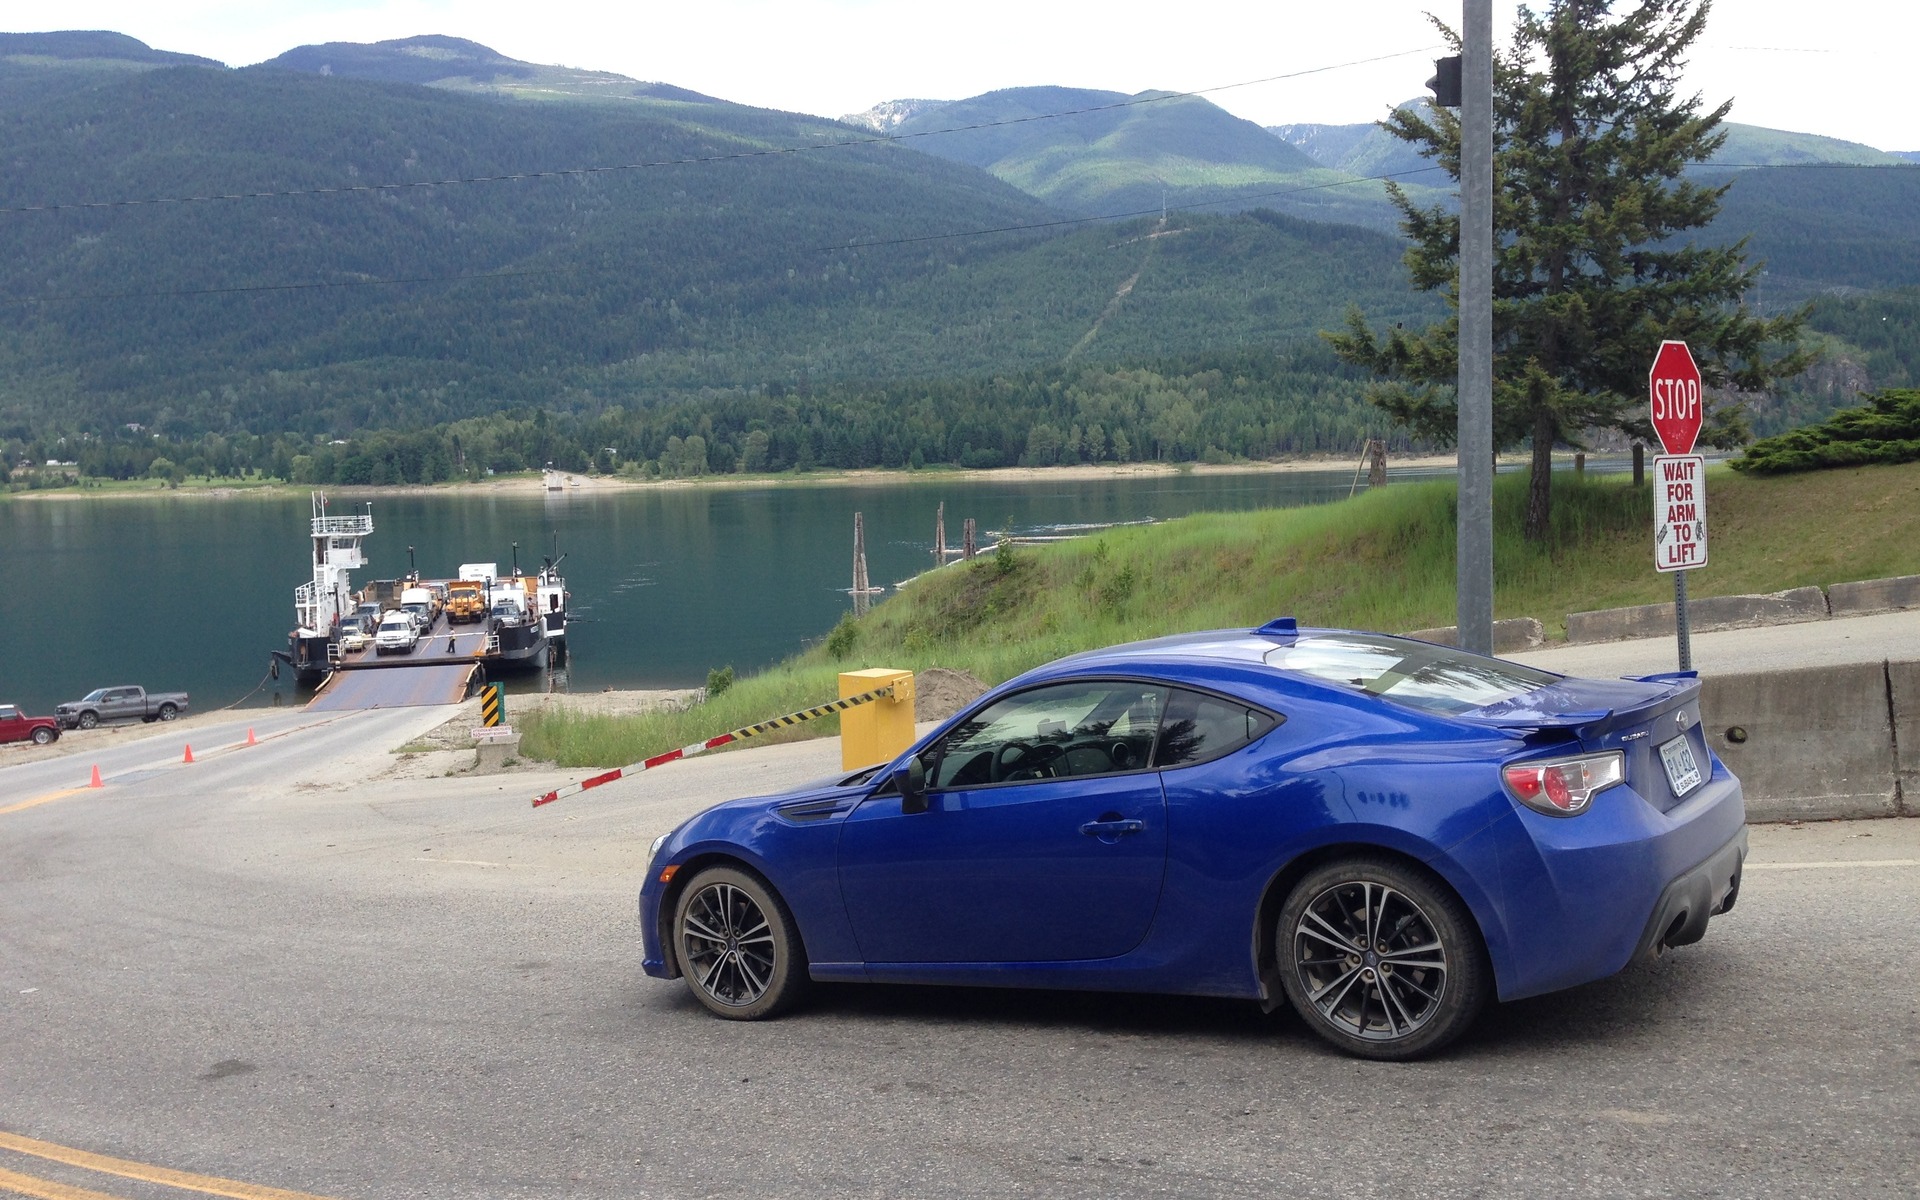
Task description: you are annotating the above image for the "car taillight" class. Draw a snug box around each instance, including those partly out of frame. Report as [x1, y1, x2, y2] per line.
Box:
[1502, 750, 1624, 817]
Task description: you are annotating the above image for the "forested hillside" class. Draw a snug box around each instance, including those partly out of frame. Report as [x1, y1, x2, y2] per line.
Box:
[0, 52, 1435, 443]
[1706, 166, 1920, 299]
[885, 87, 1435, 229]
[255, 33, 722, 104]
[2, 29, 1917, 482]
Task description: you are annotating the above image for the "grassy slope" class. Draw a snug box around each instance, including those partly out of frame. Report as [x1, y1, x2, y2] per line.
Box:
[521, 460, 1920, 767]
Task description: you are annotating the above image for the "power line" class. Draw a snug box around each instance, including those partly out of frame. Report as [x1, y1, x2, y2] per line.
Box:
[2, 166, 1450, 304]
[0, 46, 1443, 216]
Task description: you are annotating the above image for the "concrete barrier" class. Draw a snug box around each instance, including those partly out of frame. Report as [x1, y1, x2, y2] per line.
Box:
[1567, 586, 1828, 645]
[1403, 617, 1545, 654]
[1703, 662, 1903, 822]
[473, 725, 521, 773]
[1828, 574, 1920, 617]
[1891, 661, 1918, 815]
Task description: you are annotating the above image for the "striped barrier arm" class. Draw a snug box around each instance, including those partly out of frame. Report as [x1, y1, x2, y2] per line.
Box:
[532, 684, 897, 808]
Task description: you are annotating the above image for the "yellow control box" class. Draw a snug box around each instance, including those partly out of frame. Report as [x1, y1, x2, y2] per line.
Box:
[839, 668, 916, 771]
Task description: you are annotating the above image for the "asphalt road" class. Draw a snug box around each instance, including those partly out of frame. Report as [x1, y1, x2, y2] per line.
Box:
[3, 690, 1918, 1198]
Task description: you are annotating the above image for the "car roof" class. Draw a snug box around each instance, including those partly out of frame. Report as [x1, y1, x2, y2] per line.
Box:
[1016, 622, 1520, 702]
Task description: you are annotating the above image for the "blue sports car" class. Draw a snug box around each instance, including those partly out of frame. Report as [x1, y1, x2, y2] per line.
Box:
[639, 620, 1746, 1059]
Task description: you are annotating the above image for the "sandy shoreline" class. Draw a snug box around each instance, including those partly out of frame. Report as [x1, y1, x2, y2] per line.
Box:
[8, 453, 1484, 501]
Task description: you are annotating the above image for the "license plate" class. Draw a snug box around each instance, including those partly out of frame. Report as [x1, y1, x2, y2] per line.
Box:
[1660, 735, 1703, 796]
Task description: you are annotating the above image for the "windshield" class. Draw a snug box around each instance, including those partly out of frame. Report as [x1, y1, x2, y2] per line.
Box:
[1267, 633, 1559, 716]
[82, 689, 107, 702]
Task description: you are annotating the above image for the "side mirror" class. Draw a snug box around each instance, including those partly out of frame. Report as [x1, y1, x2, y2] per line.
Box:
[892, 755, 929, 815]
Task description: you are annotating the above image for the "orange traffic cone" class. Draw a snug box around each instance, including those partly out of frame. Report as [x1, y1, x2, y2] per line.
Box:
[246, 727, 258, 747]
[183, 744, 195, 764]
[88, 764, 103, 788]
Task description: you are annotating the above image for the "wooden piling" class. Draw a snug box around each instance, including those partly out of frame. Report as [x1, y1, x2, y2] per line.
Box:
[853, 512, 871, 614]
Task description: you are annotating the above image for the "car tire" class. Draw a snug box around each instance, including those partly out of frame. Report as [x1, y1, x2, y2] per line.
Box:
[1277, 856, 1489, 1061]
[672, 865, 809, 1021]
[31, 727, 56, 745]
[77, 711, 99, 730]
[157, 703, 178, 721]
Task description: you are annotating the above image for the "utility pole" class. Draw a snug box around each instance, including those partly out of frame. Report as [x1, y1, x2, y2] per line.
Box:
[1457, 0, 1496, 655]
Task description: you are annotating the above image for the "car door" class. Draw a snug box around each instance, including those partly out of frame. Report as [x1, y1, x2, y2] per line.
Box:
[103, 689, 138, 721]
[838, 679, 1170, 964]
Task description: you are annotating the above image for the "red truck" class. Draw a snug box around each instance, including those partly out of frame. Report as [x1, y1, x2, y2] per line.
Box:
[0, 703, 61, 745]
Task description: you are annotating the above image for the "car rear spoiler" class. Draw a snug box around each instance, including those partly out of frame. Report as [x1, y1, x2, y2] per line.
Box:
[1470, 671, 1702, 742]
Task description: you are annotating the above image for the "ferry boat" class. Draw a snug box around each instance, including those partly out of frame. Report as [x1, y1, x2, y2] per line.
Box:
[275, 494, 569, 688]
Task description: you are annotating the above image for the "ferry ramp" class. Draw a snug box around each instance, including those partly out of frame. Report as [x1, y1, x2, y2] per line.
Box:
[307, 664, 481, 712]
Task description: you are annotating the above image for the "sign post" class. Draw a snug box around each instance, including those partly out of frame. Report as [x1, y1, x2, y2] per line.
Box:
[1649, 341, 1706, 670]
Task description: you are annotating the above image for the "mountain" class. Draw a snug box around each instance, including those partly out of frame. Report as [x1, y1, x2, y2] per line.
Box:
[1708, 164, 1920, 300]
[1268, 101, 1439, 180]
[1270, 106, 1920, 298]
[1276, 107, 1906, 175]
[840, 98, 948, 132]
[0, 30, 222, 69]
[253, 34, 720, 105]
[0, 54, 1437, 441]
[880, 86, 1430, 230]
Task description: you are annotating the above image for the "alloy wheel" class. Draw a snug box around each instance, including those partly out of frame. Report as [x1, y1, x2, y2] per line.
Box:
[1292, 880, 1449, 1043]
[679, 881, 777, 1008]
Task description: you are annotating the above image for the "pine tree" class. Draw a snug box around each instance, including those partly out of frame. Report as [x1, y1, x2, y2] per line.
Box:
[1325, 0, 1811, 540]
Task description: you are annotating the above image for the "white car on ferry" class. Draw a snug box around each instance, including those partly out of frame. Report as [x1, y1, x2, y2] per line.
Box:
[374, 612, 419, 655]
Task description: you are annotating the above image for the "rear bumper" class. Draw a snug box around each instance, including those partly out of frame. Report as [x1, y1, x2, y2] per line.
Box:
[1636, 825, 1746, 960]
[1449, 756, 1748, 1002]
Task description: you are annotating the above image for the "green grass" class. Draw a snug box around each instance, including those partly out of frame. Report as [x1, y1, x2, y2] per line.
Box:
[520, 460, 1920, 768]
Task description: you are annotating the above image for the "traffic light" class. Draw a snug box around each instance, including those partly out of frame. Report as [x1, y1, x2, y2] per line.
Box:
[1427, 55, 1462, 108]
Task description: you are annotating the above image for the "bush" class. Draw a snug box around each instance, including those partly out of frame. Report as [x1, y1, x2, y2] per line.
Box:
[1733, 389, 1920, 474]
[825, 613, 859, 659]
[993, 537, 1018, 577]
[705, 664, 735, 698]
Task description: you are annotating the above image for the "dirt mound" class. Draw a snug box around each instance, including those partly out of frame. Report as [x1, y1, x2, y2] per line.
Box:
[914, 668, 987, 722]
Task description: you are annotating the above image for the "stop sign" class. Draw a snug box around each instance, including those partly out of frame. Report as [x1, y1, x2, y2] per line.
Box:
[1648, 340, 1704, 455]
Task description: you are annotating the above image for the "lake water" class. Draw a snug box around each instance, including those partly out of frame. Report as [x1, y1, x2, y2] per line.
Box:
[1, 463, 1505, 717]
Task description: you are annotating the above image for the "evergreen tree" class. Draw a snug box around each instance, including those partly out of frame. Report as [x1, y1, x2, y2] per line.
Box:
[1326, 0, 1811, 540]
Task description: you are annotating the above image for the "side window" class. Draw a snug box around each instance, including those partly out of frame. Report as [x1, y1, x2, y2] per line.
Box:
[1153, 688, 1278, 769]
[929, 681, 1168, 789]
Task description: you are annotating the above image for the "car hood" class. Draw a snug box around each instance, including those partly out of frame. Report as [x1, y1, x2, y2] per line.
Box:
[663, 772, 878, 848]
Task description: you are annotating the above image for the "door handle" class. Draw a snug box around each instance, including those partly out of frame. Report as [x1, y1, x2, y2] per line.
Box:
[1079, 818, 1145, 840]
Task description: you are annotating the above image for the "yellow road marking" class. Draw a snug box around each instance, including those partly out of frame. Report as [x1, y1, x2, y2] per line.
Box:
[0, 1133, 339, 1200]
[0, 789, 88, 817]
[0, 1164, 128, 1199]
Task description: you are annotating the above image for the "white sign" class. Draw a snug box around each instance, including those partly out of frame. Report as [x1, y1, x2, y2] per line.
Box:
[1653, 454, 1709, 573]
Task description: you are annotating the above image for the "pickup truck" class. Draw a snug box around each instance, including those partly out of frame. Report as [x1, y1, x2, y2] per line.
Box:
[0, 703, 61, 745]
[55, 686, 191, 730]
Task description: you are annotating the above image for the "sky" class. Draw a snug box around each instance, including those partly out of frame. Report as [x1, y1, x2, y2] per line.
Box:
[11, 0, 1918, 150]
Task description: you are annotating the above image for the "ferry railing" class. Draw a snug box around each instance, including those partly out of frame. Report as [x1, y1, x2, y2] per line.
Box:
[327, 642, 343, 665]
[485, 633, 501, 655]
[310, 515, 375, 537]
